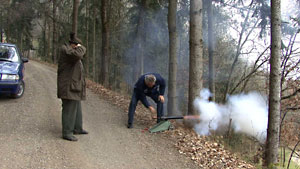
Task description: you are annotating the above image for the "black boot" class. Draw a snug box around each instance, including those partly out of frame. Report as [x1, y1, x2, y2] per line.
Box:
[74, 129, 89, 135]
[127, 123, 133, 128]
[63, 135, 78, 141]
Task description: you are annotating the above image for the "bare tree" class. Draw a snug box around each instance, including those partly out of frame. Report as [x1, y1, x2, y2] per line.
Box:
[0, 11, 3, 43]
[72, 0, 80, 35]
[52, 0, 57, 63]
[92, 1, 97, 81]
[133, 0, 148, 82]
[222, 0, 258, 102]
[85, 0, 89, 75]
[167, 0, 178, 116]
[188, 0, 203, 115]
[287, 139, 300, 169]
[207, 0, 215, 101]
[265, 0, 282, 166]
[43, 2, 50, 61]
[100, 0, 110, 87]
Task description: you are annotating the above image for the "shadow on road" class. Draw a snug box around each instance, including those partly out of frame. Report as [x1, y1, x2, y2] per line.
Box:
[0, 95, 16, 102]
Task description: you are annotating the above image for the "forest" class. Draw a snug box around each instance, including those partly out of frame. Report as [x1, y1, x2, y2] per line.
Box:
[1, 0, 300, 167]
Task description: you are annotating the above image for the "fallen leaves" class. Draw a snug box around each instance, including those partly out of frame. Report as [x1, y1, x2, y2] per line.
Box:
[86, 79, 256, 169]
[169, 127, 256, 169]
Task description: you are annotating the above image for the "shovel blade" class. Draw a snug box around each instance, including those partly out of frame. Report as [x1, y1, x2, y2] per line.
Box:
[149, 120, 171, 133]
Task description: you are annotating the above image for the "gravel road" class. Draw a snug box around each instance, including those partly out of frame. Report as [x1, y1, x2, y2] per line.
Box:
[0, 60, 198, 169]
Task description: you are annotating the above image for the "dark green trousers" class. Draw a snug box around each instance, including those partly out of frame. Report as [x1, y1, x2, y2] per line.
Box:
[61, 99, 83, 137]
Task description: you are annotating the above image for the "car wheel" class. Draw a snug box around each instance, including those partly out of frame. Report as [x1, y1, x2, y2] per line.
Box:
[11, 81, 25, 99]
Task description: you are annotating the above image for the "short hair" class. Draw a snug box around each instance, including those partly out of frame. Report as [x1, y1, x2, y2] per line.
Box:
[145, 74, 156, 84]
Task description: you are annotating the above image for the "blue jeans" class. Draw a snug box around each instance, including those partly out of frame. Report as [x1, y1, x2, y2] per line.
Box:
[128, 89, 164, 124]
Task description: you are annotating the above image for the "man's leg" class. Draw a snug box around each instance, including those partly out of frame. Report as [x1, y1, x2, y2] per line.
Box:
[156, 101, 164, 123]
[74, 101, 88, 134]
[62, 99, 78, 141]
[128, 90, 138, 127]
[150, 93, 164, 123]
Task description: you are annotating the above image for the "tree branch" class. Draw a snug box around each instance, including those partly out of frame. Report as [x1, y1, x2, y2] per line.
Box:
[281, 88, 300, 100]
[229, 46, 270, 94]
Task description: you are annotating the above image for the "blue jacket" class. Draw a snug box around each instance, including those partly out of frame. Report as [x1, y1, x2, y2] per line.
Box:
[134, 73, 166, 108]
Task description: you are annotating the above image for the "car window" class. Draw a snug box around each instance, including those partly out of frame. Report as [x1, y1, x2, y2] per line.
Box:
[0, 46, 20, 62]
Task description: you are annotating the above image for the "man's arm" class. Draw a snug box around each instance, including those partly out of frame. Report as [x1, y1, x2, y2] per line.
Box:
[157, 75, 166, 95]
[140, 93, 150, 108]
[134, 75, 149, 107]
[65, 45, 86, 62]
[138, 92, 156, 114]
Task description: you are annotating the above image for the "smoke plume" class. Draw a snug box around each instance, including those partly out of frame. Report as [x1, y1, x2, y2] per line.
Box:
[193, 89, 268, 143]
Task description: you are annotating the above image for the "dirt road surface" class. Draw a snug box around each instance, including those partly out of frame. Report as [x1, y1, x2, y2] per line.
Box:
[0, 60, 198, 169]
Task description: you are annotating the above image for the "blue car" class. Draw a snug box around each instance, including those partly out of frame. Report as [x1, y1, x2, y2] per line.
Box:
[0, 43, 28, 98]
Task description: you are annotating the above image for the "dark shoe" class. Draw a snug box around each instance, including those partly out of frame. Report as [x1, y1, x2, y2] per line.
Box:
[63, 135, 78, 141]
[127, 123, 133, 129]
[74, 130, 88, 135]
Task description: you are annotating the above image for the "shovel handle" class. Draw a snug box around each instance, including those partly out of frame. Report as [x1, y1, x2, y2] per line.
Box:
[160, 116, 184, 120]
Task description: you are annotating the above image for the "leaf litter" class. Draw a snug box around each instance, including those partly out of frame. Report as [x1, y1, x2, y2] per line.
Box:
[86, 79, 256, 169]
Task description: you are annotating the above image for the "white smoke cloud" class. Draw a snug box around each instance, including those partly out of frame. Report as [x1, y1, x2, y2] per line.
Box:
[193, 89, 268, 143]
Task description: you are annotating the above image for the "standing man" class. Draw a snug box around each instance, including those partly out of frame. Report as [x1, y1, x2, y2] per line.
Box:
[127, 73, 166, 128]
[57, 32, 88, 141]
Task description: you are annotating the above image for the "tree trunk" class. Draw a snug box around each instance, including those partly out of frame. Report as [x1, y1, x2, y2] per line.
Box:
[20, 30, 23, 52]
[167, 0, 178, 116]
[0, 12, 3, 43]
[133, 0, 148, 82]
[207, 0, 215, 101]
[265, 0, 282, 167]
[43, 12, 47, 60]
[222, 3, 254, 102]
[0, 31, 2, 43]
[47, 19, 52, 62]
[6, 8, 10, 42]
[100, 0, 110, 87]
[85, 0, 89, 75]
[92, 4, 96, 81]
[188, 0, 203, 115]
[43, 22, 47, 59]
[72, 0, 80, 35]
[43, 2, 49, 61]
[52, 0, 57, 63]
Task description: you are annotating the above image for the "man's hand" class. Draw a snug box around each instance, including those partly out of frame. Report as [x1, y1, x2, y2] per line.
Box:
[149, 106, 157, 119]
[158, 95, 165, 103]
[149, 106, 156, 114]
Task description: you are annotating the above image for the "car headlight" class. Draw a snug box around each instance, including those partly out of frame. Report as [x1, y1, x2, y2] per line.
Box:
[1, 74, 19, 81]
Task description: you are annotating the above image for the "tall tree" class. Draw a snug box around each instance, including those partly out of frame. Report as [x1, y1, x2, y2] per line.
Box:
[100, 0, 110, 87]
[47, 17, 52, 62]
[0, 11, 3, 43]
[188, 0, 203, 115]
[85, 0, 90, 75]
[43, 2, 49, 61]
[222, 1, 256, 102]
[265, 0, 282, 166]
[6, 4, 10, 42]
[72, 0, 80, 35]
[52, 0, 57, 63]
[168, 0, 178, 116]
[133, 0, 148, 82]
[207, 0, 215, 101]
[92, 1, 97, 81]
